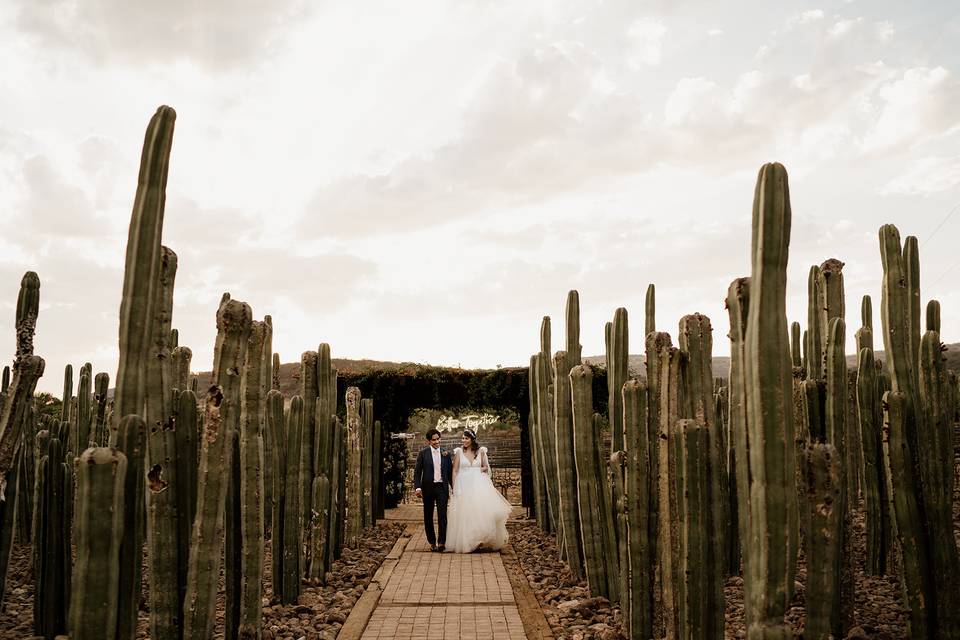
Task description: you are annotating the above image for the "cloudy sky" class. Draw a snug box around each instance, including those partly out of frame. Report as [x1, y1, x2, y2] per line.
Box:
[1, 1, 959, 395]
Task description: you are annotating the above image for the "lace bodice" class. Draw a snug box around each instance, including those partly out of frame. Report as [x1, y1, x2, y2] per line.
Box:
[456, 446, 487, 473]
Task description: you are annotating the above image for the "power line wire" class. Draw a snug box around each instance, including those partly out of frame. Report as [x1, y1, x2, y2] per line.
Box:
[920, 201, 960, 248]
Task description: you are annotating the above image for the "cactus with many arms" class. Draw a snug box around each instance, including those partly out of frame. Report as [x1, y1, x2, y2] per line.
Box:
[69, 447, 127, 640]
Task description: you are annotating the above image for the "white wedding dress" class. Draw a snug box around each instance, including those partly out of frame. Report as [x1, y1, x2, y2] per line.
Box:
[446, 446, 512, 553]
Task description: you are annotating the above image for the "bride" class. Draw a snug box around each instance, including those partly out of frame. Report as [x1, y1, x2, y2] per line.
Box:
[446, 428, 512, 553]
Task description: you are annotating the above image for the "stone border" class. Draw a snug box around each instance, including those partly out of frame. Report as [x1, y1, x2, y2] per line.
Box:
[337, 525, 414, 640]
[501, 543, 555, 640]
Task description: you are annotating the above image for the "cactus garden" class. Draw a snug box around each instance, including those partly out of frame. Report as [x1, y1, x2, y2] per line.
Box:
[0, 101, 955, 640]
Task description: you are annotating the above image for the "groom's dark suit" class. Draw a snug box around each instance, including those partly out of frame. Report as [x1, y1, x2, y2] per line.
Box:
[413, 444, 453, 547]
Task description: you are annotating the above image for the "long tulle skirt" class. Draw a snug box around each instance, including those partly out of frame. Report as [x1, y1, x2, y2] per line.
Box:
[446, 470, 512, 553]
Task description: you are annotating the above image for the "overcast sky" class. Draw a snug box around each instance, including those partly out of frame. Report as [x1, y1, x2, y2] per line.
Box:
[1, 1, 959, 396]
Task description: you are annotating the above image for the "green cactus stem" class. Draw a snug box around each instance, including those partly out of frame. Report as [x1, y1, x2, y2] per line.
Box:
[175, 389, 199, 600]
[113, 106, 176, 434]
[272, 353, 281, 391]
[345, 387, 362, 548]
[92, 373, 110, 446]
[622, 379, 653, 640]
[171, 346, 192, 392]
[742, 163, 797, 640]
[0, 445, 20, 609]
[924, 299, 940, 333]
[801, 443, 842, 640]
[856, 295, 874, 354]
[62, 364, 74, 427]
[608, 308, 628, 460]
[805, 266, 823, 381]
[570, 364, 617, 600]
[308, 474, 330, 585]
[565, 290, 582, 369]
[182, 296, 252, 640]
[300, 351, 319, 536]
[329, 415, 346, 563]
[145, 245, 179, 640]
[282, 396, 303, 605]
[903, 236, 921, 374]
[856, 348, 887, 576]
[69, 447, 127, 640]
[552, 351, 583, 581]
[645, 284, 656, 338]
[790, 322, 802, 369]
[529, 356, 548, 532]
[881, 390, 931, 638]
[361, 398, 374, 529]
[266, 389, 285, 599]
[114, 415, 145, 640]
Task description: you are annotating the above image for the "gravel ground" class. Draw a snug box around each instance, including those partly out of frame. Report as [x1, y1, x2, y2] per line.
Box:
[0, 522, 405, 640]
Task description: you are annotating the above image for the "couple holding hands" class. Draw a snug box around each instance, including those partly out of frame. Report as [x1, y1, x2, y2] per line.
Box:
[412, 427, 512, 553]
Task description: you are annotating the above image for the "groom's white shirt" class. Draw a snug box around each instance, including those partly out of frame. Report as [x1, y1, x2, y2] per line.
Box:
[432, 446, 441, 482]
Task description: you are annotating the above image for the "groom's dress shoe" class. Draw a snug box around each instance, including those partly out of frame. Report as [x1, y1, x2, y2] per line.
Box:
[437, 545, 446, 553]
[430, 544, 438, 552]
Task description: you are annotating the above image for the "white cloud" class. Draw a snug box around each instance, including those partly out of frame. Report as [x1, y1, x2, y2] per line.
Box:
[11, 0, 310, 69]
[875, 20, 895, 40]
[861, 67, 960, 152]
[626, 18, 667, 68]
[829, 17, 863, 37]
[707, 28, 724, 37]
[880, 157, 960, 196]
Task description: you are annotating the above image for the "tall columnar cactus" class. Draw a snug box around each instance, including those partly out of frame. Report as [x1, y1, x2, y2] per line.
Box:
[925, 299, 940, 333]
[313, 344, 337, 572]
[790, 322, 802, 368]
[535, 350, 560, 537]
[800, 443, 842, 640]
[69, 447, 127, 640]
[272, 353, 281, 391]
[183, 296, 252, 640]
[145, 245, 180, 640]
[644, 283, 656, 338]
[856, 348, 887, 575]
[330, 415, 347, 562]
[607, 308, 628, 458]
[856, 295, 874, 354]
[360, 398, 374, 528]
[77, 364, 92, 449]
[879, 224, 960, 638]
[308, 474, 331, 584]
[805, 266, 823, 381]
[114, 414, 145, 640]
[565, 290, 582, 369]
[171, 346, 193, 392]
[373, 418, 383, 520]
[266, 389, 286, 598]
[300, 350, 319, 533]
[62, 364, 74, 427]
[621, 379, 653, 640]
[552, 350, 583, 581]
[528, 354, 548, 531]
[237, 320, 267, 638]
[345, 387, 362, 548]
[0, 272, 45, 483]
[678, 313, 726, 634]
[34, 435, 71, 638]
[570, 365, 617, 600]
[113, 106, 175, 433]
[673, 419, 723, 639]
[175, 389, 199, 596]
[282, 396, 303, 604]
[0, 445, 21, 608]
[741, 163, 797, 639]
[645, 330, 669, 572]
[93, 372, 110, 446]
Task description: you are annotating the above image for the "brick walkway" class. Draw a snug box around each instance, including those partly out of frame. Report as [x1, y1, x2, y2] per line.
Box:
[352, 508, 537, 640]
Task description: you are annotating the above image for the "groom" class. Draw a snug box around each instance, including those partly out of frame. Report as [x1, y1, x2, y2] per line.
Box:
[413, 428, 453, 552]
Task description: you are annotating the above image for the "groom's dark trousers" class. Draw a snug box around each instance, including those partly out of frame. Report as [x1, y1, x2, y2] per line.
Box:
[413, 445, 452, 546]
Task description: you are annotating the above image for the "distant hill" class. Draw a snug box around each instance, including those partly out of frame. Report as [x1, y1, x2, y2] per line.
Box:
[584, 342, 960, 380]
[192, 343, 960, 396]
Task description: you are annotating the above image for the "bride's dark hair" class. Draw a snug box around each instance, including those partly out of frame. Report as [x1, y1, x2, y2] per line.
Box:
[462, 429, 479, 452]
